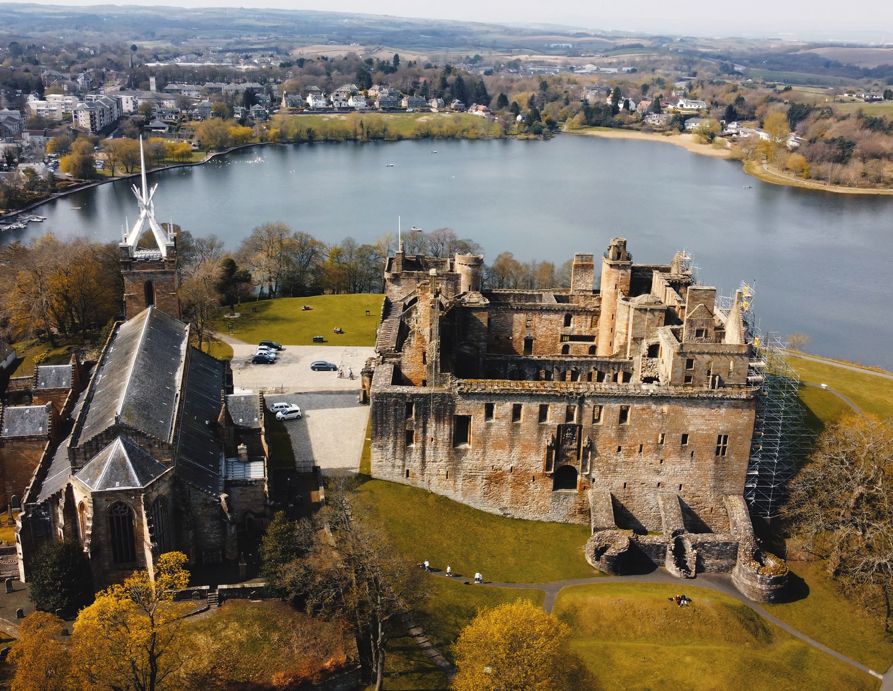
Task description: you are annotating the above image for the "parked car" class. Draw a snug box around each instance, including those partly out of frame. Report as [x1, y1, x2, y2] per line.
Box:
[276, 405, 303, 420]
[259, 340, 284, 351]
[255, 347, 277, 359]
[251, 354, 276, 364]
[269, 401, 297, 412]
[310, 360, 338, 371]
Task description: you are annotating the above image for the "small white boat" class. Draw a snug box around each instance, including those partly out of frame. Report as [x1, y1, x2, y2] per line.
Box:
[432, 150, 438, 154]
[385, 163, 396, 167]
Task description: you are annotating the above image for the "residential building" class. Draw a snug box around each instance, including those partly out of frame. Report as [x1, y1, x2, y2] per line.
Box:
[0, 109, 23, 139]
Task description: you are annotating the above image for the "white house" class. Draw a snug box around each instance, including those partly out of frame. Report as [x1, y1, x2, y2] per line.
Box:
[331, 84, 358, 109]
[675, 98, 707, 112]
[306, 92, 328, 109]
[348, 94, 368, 110]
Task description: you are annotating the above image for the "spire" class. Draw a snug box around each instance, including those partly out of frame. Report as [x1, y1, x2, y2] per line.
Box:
[121, 135, 173, 257]
[397, 215, 404, 253]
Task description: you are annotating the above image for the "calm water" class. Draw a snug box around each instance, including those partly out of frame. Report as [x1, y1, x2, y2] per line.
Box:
[6, 136, 893, 368]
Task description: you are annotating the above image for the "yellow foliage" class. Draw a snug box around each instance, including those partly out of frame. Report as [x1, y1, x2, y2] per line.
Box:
[452, 600, 595, 691]
[763, 111, 790, 144]
[228, 125, 254, 145]
[8, 611, 72, 691]
[786, 152, 810, 178]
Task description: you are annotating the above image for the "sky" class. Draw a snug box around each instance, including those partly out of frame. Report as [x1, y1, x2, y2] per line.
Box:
[14, 0, 893, 41]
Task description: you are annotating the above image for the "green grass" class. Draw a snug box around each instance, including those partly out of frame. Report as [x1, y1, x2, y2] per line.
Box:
[787, 353, 893, 420]
[265, 412, 296, 471]
[213, 294, 384, 347]
[197, 333, 233, 361]
[768, 561, 893, 673]
[355, 479, 593, 583]
[831, 101, 893, 116]
[417, 577, 544, 659]
[358, 416, 372, 476]
[798, 383, 852, 431]
[0, 511, 19, 545]
[379, 636, 450, 690]
[554, 583, 878, 690]
[11, 339, 76, 376]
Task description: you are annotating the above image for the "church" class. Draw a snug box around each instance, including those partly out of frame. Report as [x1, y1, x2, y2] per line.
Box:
[16, 141, 270, 585]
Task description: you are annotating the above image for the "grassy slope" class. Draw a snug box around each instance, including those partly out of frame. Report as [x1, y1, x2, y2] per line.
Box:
[355, 479, 592, 583]
[554, 583, 877, 690]
[787, 353, 893, 420]
[213, 294, 384, 347]
[769, 561, 893, 673]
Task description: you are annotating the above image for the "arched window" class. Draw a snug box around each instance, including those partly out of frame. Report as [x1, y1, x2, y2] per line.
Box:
[144, 280, 155, 308]
[148, 497, 171, 554]
[588, 345, 596, 355]
[563, 313, 573, 328]
[77, 502, 87, 542]
[561, 344, 570, 355]
[553, 465, 578, 491]
[109, 502, 136, 564]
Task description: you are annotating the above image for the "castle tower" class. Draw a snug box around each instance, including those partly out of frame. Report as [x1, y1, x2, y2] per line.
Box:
[570, 253, 595, 293]
[119, 137, 180, 320]
[454, 253, 484, 293]
[596, 237, 632, 356]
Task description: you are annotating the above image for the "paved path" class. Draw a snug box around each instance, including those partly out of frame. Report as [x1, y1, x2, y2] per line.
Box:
[428, 569, 888, 685]
[787, 351, 893, 382]
[802, 381, 863, 414]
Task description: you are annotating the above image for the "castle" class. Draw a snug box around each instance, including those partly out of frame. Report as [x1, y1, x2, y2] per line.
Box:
[12, 140, 270, 586]
[366, 238, 788, 600]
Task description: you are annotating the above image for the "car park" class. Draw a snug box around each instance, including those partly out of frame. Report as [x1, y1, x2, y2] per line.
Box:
[310, 360, 338, 371]
[251, 354, 276, 364]
[275, 405, 303, 420]
[259, 340, 284, 350]
[255, 347, 277, 359]
[270, 401, 298, 412]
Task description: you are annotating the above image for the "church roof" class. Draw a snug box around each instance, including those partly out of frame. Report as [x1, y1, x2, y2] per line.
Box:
[76, 307, 188, 446]
[75, 436, 170, 492]
[174, 348, 226, 495]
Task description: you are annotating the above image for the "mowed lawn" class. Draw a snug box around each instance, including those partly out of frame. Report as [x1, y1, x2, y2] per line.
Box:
[355, 479, 593, 583]
[768, 560, 893, 672]
[787, 352, 893, 421]
[553, 583, 878, 690]
[214, 294, 384, 346]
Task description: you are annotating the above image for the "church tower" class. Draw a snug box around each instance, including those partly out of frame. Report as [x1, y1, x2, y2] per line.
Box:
[119, 137, 180, 320]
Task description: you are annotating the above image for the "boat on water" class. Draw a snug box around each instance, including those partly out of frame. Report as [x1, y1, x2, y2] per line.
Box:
[410, 225, 422, 232]
[385, 163, 396, 167]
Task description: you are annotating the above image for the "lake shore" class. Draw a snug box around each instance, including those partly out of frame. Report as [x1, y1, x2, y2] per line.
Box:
[571, 127, 893, 196]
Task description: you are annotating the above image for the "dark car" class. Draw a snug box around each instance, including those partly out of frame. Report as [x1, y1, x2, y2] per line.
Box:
[310, 360, 338, 371]
[259, 340, 284, 350]
[252, 354, 276, 364]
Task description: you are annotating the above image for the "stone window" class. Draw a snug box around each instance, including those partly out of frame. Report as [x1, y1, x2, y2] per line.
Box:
[405, 402, 414, 419]
[525, 318, 532, 327]
[619, 405, 630, 425]
[561, 344, 570, 355]
[453, 415, 471, 446]
[681, 433, 689, 446]
[647, 343, 660, 358]
[658, 432, 665, 445]
[109, 502, 136, 565]
[596, 371, 606, 383]
[538, 404, 549, 423]
[716, 434, 729, 457]
[695, 328, 706, 338]
[592, 405, 602, 424]
[485, 403, 494, 421]
[148, 497, 171, 554]
[524, 337, 534, 355]
[638, 444, 644, 454]
[77, 502, 87, 543]
[588, 345, 596, 355]
[563, 313, 573, 328]
[512, 404, 522, 423]
[143, 280, 155, 308]
[684, 375, 693, 385]
[565, 406, 575, 423]
[405, 430, 415, 447]
[622, 371, 632, 383]
[685, 358, 695, 370]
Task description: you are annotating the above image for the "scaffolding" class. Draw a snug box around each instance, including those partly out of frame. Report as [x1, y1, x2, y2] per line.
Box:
[721, 283, 812, 520]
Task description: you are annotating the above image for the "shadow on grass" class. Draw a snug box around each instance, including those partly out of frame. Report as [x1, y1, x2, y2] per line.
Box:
[775, 569, 811, 604]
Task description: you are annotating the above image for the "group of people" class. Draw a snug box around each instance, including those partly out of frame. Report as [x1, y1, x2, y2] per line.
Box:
[669, 594, 692, 607]
[419, 560, 484, 584]
[337, 367, 354, 379]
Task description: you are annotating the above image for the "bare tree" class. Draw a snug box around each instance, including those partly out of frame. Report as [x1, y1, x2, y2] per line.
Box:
[180, 261, 222, 351]
[785, 415, 893, 630]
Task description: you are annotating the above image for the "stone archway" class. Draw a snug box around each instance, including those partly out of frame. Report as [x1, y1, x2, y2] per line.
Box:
[553, 465, 578, 491]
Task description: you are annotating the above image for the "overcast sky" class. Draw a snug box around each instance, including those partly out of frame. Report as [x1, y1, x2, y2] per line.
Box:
[18, 0, 893, 41]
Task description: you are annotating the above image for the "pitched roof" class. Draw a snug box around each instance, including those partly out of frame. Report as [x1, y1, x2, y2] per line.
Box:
[35, 364, 71, 390]
[174, 348, 226, 494]
[226, 393, 261, 429]
[77, 308, 188, 446]
[75, 436, 169, 492]
[1, 404, 50, 439]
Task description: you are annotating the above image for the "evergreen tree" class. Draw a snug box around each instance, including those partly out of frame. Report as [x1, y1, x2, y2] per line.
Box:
[453, 74, 468, 104]
[473, 79, 490, 106]
[28, 541, 93, 615]
[392, 53, 400, 70]
[495, 92, 509, 110]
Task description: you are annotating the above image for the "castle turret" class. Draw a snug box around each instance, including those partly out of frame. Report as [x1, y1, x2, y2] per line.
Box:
[454, 253, 484, 293]
[597, 237, 632, 356]
[571, 253, 595, 293]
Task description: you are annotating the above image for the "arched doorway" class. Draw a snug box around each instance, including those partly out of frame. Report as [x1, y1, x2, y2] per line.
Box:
[553, 465, 578, 491]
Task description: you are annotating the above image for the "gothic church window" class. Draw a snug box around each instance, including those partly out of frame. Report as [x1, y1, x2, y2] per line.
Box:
[109, 502, 136, 565]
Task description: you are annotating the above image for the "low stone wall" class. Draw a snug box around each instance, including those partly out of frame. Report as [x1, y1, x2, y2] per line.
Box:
[690, 534, 739, 573]
[218, 582, 270, 601]
[732, 552, 789, 602]
[584, 529, 634, 573]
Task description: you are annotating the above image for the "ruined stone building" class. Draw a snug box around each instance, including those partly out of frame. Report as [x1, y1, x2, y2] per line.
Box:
[367, 238, 787, 600]
[13, 140, 270, 586]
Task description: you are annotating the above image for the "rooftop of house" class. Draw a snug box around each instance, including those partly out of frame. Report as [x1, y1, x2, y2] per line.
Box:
[1, 404, 51, 439]
[35, 364, 72, 390]
[226, 393, 262, 429]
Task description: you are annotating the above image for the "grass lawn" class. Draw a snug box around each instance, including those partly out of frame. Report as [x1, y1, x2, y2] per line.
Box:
[213, 294, 383, 347]
[380, 636, 450, 690]
[768, 560, 893, 672]
[11, 339, 78, 377]
[798, 383, 852, 431]
[196, 333, 233, 361]
[355, 479, 593, 583]
[831, 101, 893, 116]
[0, 511, 19, 545]
[553, 583, 877, 690]
[787, 353, 893, 420]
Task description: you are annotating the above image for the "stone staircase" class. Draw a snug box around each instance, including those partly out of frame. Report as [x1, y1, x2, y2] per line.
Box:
[207, 589, 219, 608]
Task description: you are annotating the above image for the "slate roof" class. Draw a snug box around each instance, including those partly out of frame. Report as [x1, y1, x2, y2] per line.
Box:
[75, 436, 170, 492]
[77, 308, 188, 446]
[34, 441, 72, 503]
[174, 348, 226, 494]
[226, 393, 261, 429]
[35, 364, 72, 390]
[1, 404, 50, 439]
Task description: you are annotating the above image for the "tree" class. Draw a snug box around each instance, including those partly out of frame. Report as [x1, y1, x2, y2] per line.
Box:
[884, 89, 893, 101]
[216, 257, 252, 313]
[102, 137, 140, 175]
[8, 612, 72, 691]
[259, 511, 316, 596]
[46, 134, 71, 155]
[180, 261, 222, 351]
[28, 541, 93, 616]
[59, 138, 96, 179]
[650, 96, 663, 114]
[71, 552, 191, 691]
[785, 332, 810, 350]
[392, 53, 400, 70]
[763, 110, 790, 146]
[495, 93, 509, 110]
[453, 600, 593, 691]
[785, 416, 893, 630]
[196, 118, 231, 150]
[487, 252, 524, 289]
[228, 125, 254, 145]
[237, 222, 296, 296]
